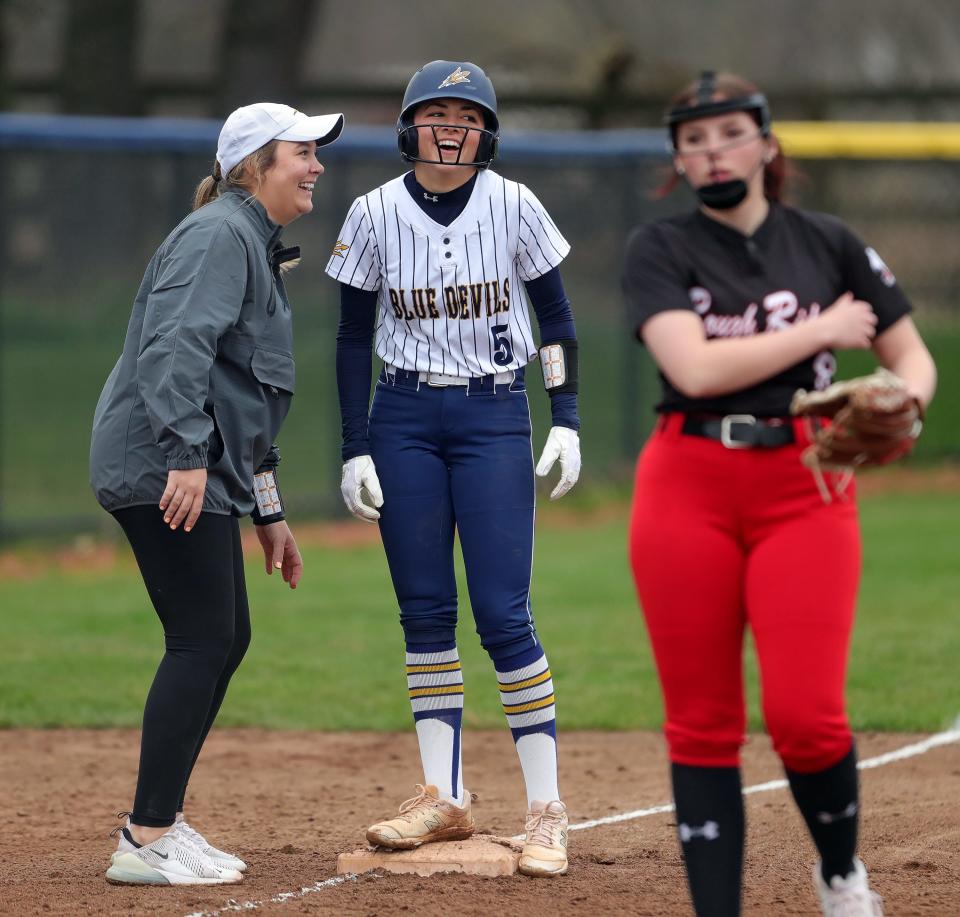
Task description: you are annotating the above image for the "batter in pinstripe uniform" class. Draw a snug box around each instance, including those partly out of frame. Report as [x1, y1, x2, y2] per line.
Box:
[326, 60, 580, 876]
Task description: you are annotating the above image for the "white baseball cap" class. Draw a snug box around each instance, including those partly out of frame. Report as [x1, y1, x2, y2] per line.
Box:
[216, 102, 345, 177]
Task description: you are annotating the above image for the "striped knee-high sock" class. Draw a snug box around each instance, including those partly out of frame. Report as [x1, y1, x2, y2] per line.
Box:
[406, 642, 464, 805]
[495, 645, 559, 806]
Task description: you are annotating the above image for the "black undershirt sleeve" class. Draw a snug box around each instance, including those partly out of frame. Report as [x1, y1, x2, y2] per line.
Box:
[336, 283, 379, 461]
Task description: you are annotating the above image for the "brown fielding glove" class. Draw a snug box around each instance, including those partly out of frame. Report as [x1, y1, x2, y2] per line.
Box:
[790, 369, 923, 497]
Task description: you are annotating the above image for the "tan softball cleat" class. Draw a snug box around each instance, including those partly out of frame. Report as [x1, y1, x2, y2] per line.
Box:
[366, 784, 476, 849]
[518, 800, 569, 877]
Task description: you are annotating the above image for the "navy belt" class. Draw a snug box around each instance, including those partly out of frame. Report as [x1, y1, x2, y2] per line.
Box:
[682, 414, 795, 449]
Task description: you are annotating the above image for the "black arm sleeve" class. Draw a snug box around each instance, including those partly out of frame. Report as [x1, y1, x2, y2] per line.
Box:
[336, 282, 379, 461]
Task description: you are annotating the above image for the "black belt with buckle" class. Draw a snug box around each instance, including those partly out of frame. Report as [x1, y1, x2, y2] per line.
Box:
[682, 414, 795, 449]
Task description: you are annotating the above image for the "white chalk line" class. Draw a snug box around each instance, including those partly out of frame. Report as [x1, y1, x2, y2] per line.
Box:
[186, 722, 960, 916]
[569, 722, 960, 832]
[184, 875, 365, 916]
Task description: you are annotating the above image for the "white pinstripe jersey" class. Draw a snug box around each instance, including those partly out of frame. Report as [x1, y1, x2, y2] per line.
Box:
[325, 169, 570, 377]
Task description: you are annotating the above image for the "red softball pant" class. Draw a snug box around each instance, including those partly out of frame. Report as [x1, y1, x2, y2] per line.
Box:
[629, 414, 860, 774]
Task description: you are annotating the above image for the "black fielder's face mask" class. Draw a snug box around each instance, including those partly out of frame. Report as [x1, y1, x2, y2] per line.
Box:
[696, 178, 748, 209]
[694, 139, 768, 209]
[672, 127, 769, 210]
[664, 75, 772, 210]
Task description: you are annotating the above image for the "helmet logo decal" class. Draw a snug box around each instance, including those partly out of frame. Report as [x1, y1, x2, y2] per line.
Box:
[439, 66, 471, 89]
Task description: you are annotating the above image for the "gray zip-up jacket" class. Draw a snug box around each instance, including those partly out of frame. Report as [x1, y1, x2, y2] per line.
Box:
[91, 188, 297, 518]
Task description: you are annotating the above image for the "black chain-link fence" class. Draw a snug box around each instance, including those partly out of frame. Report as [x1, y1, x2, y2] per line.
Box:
[2, 120, 957, 539]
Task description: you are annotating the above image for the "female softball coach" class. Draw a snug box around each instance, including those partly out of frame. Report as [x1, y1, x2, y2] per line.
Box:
[90, 102, 343, 885]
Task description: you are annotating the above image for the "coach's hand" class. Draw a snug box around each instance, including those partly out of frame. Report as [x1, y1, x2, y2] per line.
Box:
[159, 468, 207, 532]
[536, 426, 581, 500]
[255, 520, 303, 589]
[341, 455, 384, 522]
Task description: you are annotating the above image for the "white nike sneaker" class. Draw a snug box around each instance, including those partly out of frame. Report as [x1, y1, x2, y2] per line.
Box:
[814, 858, 883, 916]
[106, 825, 243, 886]
[175, 813, 248, 872]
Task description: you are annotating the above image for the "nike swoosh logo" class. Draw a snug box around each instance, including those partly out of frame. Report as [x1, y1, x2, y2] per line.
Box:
[155, 851, 169, 859]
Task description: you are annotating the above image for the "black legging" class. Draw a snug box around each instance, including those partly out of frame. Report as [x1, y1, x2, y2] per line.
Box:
[114, 505, 251, 827]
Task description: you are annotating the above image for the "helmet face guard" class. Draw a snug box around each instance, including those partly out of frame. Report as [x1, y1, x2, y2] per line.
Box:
[397, 122, 499, 168]
[397, 60, 500, 168]
[664, 70, 771, 153]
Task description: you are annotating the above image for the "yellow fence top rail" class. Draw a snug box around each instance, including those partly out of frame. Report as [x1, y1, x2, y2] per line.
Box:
[775, 122, 960, 159]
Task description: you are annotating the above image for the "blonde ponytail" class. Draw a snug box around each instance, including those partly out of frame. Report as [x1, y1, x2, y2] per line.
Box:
[192, 163, 223, 211]
[191, 142, 279, 212]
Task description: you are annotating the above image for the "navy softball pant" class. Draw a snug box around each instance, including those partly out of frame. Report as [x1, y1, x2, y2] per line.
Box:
[369, 367, 540, 656]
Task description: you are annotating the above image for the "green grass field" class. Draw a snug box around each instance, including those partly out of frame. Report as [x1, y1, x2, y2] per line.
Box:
[1, 489, 957, 732]
[3, 291, 959, 535]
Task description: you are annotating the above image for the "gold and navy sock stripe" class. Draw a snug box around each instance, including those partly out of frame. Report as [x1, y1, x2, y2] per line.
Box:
[405, 644, 464, 800]
[406, 646, 464, 716]
[496, 651, 556, 730]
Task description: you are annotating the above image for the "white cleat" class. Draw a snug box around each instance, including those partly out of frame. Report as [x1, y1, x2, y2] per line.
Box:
[814, 858, 883, 916]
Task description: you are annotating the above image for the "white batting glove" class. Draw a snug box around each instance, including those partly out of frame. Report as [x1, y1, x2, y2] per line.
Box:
[535, 426, 581, 500]
[340, 455, 384, 523]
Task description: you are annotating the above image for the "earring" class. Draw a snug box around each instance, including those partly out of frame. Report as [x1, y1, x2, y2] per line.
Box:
[676, 165, 686, 176]
[763, 152, 773, 164]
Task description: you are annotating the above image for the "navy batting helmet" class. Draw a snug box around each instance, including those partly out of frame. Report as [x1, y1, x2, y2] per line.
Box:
[397, 60, 500, 168]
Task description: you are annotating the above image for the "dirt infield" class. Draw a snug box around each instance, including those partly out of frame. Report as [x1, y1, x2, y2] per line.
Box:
[1, 729, 958, 916]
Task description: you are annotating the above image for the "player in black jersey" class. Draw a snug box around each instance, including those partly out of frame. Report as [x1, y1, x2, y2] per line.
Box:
[622, 72, 936, 917]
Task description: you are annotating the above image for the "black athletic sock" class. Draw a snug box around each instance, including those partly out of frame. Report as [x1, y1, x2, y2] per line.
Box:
[671, 763, 744, 917]
[786, 745, 859, 884]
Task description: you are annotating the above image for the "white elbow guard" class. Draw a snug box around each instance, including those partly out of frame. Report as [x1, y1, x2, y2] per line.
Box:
[539, 339, 579, 394]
